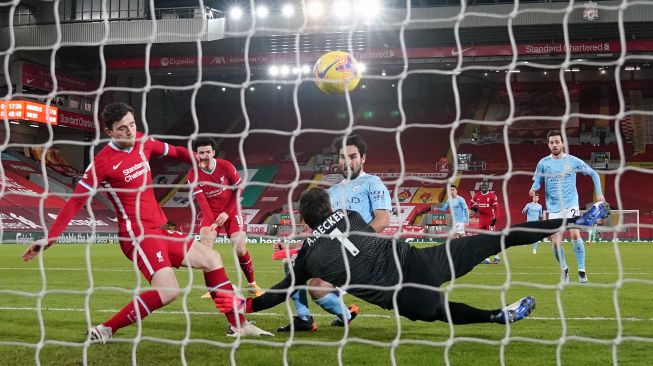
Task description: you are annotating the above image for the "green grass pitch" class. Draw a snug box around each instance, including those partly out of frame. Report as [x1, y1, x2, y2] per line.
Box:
[1, 241, 652, 365]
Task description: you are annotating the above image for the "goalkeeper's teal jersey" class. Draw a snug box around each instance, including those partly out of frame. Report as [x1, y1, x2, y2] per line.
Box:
[328, 172, 391, 224]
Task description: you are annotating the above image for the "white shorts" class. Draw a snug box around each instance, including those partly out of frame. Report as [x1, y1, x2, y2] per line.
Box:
[453, 222, 466, 235]
[548, 206, 580, 219]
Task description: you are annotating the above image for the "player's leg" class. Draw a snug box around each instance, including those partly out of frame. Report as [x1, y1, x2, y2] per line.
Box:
[570, 228, 588, 283]
[308, 278, 359, 327]
[277, 261, 316, 332]
[549, 231, 569, 283]
[396, 286, 535, 324]
[225, 215, 263, 295]
[182, 231, 273, 336]
[90, 235, 178, 343]
[425, 218, 578, 283]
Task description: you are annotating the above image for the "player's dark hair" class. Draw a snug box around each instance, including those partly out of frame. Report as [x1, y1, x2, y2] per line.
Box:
[193, 137, 217, 152]
[547, 130, 564, 142]
[101, 103, 134, 130]
[450, 184, 457, 189]
[533, 193, 539, 197]
[333, 135, 367, 156]
[299, 188, 332, 229]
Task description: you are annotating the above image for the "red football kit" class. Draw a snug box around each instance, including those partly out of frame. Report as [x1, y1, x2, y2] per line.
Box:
[46, 133, 193, 282]
[187, 158, 243, 236]
[471, 191, 498, 230]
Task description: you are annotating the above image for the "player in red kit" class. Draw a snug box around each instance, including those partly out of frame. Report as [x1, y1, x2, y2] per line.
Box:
[22, 103, 272, 341]
[471, 180, 500, 264]
[188, 137, 264, 298]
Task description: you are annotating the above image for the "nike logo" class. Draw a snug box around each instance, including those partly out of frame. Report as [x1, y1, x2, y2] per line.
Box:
[318, 60, 340, 79]
[26, 77, 34, 84]
[450, 47, 472, 56]
[112, 162, 123, 170]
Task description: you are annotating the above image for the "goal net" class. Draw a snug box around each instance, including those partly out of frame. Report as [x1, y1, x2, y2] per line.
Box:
[1, 0, 652, 365]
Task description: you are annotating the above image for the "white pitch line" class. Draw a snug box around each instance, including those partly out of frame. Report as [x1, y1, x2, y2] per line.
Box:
[0, 307, 651, 322]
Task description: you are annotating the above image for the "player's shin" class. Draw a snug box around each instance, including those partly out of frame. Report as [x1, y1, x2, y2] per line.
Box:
[314, 291, 350, 321]
[572, 238, 586, 271]
[204, 268, 246, 327]
[103, 290, 164, 335]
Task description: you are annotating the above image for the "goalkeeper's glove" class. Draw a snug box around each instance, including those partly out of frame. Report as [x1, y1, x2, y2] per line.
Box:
[214, 292, 254, 314]
[471, 206, 478, 213]
[491, 218, 497, 226]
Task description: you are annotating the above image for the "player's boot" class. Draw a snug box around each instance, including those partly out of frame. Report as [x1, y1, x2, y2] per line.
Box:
[248, 283, 265, 297]
[331, 304, 360, 327]
[493, 296, 536, 324]
[226, 321, 274, 337]
[575, 202, 610, 226]
[561, 268, 570, 285]
[276, 316, 318, 332]
[481, 258, 491, 264]
[88, 324, 113, 344]
[579, 271, 589, 283]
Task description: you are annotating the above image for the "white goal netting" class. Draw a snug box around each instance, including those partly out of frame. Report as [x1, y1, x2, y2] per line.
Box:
[1, 0, 652, 365]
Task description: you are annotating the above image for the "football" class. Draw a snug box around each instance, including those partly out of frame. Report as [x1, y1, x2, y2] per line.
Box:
[313, 50, 362, 95]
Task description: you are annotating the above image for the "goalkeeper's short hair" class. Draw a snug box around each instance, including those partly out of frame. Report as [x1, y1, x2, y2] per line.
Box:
[299, 188, 332, 229]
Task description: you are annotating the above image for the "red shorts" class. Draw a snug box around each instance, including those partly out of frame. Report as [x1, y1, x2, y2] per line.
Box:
[478, 217, 494, 231]
[216, 212, 244, 237]
[120, 227, 195, 283]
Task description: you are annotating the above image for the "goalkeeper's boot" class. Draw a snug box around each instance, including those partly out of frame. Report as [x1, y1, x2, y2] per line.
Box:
[248, 283, 265, 297]
[226, 321, 274, 337]
[276, 316, 318, 332]
[579, 271, 589, 283]
[331, 304, 360, 327]
[89, 324, 112, 344]
[576, 202, 610, 226]
[493, 296, 536, 324]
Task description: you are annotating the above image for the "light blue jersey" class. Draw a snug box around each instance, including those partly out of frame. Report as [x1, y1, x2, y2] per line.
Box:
[522, 202, 544, 222]
[329, 172, 391, 224]
[438, 196, 469, 224]
[531, 154, 602, 213]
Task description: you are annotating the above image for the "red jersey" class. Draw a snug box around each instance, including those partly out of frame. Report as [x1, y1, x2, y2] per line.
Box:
[471, 191, 498, 218]
[188, 158, 241, 223]
[46, 133, 192, 242]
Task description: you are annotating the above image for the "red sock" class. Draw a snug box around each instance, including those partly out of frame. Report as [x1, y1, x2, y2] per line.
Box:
[238, 251, 256, 284]
[103, 290, 164, 334]
[205, 268, 246, 328]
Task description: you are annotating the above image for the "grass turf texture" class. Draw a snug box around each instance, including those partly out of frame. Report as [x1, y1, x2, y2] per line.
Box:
[1, 241, 651, 365]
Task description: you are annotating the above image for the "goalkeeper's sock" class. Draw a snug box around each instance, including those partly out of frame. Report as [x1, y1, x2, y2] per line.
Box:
[572, 238, 586, 271]
[103, 290, 163, 333]
[552, 245, 567, 270]
[205, 268, 246, 328]
[446, 301, 497, 324]
[314, 291, 350, 321]
[291, 289, 312, 321]
[238, 251, 256, 284]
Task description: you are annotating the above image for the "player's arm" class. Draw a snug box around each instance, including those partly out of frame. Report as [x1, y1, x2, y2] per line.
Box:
[470, 196, 479, 213]
[574, 157, 605, 201]
[215, 249, 311, 313]
[187, 169, 215, 229]
[530, 161, 544, 196]
[368, 177, 391, 232]
[491, 195, 498, 225]
[539, 207, 544, 219]
[437, 201, 449, 212]
[522, 204, 529, 215]
[215, 160, 243, 226]
[461, 199, 470, 223]
[148, 136, 193, 163]
[22, 175, 98, 261]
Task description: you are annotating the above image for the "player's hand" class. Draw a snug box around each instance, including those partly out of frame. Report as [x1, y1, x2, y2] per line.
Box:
[214, 292, 252, 314]
[214, 212, 229, 227]
[22, 239, 49, 262]
[491, 218, 497, 226]
[272, 241, 286, 251]
[199, 224, 218, 246]
[529, 189, 536, 197]
[596, 194, 606, 202]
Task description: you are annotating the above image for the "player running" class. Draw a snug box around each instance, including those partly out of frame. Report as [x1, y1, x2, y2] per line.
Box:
[437, 185, 469, 239]
[22, 103, 272, 341]
[471, 180, 500, 264]
[522, 193, 545, 254]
